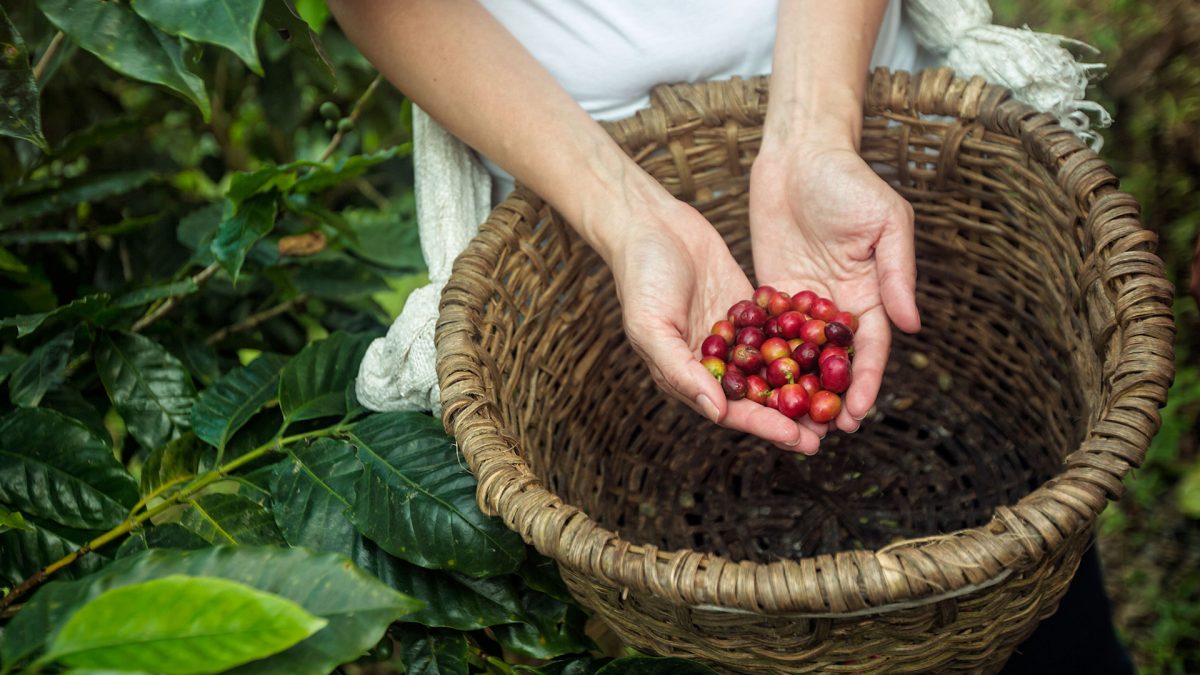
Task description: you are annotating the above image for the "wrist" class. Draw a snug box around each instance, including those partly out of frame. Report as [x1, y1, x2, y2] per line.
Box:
[762, 85, 863, 158]
[567, 148, 686, 265]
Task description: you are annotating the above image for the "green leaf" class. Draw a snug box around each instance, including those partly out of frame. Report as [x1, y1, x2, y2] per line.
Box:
[493, 590, 591, 660]
[269, 438, 360, 552]
[383, 564, 525, 631]
[227, 165, 297, 207]
[3, 546, 422, 674]
[515, 657, 607, 675]
[345, 200, 425, 271]
[346, 412, 526, 577]
[0, 505, 30, 533]
[211, 194, 277, 280]
[216, 408, 285, 469]
[0, 408, 137, 530]
[179, 493, 286, 546]
[292, 0, 329, 33]
[594, 658, 719, 675]
[398, 627, 470, 675]
[43, 575, 326, 673]
[0, 6, 48, 151]
[176, 202, 224, 255]
[0, 229, 86, 244]
[8, 330, 71, 407]
[278, 332, 372, 425]
[0, 519, 111, 587]
[140, 433, 207, 496]
[260, 0, 335, 90]
[0, 352, 22, 387]
[291, 148, 404, 195]
[51, 114, 144, 163]
[518, 551, 573, 604]
[0, 171, 155, 230]
[191, 353, 287, 453]
[40, 385, 111, 446]
[269, 439, 519, 630]
[1177, 459, 1200, 519]
[109, 279, 201, 312]
[0, 245, 29, 274]
[36, 0, 211, 120]
[95, 330, 196, 450]
[0, 294, 109, 337]
[131, 0, 266, 75]
[117, 522, 211, 558]
[290, 259, 389, 299]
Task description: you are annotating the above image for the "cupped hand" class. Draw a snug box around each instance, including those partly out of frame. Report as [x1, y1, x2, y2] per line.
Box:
[605, 199, 811, 449]
[749, 143, 921, 442]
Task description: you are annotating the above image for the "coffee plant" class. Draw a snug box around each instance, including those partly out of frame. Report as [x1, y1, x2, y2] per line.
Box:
[0, 2, 710, 672]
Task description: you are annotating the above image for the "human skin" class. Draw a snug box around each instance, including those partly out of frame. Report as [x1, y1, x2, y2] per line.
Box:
[750, 1, 922, 440]
[327, 0, 918, 454]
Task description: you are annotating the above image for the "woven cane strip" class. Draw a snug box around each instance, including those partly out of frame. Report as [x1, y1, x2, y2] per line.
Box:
[435, 68, 1174, 671]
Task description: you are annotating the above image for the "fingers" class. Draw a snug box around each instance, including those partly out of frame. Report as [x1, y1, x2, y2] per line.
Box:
[632, 315, 812, 447]
[634, 320, 729, 421]
[875, 199, 921, 334]
[722, 401, 808, 448]
[838, 307, 889, 429]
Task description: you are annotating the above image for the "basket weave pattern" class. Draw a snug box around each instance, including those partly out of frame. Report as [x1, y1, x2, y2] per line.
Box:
[435, 69, 1175, 673]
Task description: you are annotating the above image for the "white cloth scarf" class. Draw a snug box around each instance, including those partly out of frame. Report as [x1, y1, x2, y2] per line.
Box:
[354, 0, 1111, 415]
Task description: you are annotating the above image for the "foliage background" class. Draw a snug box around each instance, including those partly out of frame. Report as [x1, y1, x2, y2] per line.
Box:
[0, 0, 1198, 673]
[992, 1, 1200, 672]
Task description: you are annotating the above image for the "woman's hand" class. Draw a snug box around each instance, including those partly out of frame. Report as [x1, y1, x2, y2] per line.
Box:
[749, 141, 921, 438]
[601, 196, 813, 450]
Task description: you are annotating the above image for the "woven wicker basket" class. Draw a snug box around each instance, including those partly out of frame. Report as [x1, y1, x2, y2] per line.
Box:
[435, 69, 1175, 673]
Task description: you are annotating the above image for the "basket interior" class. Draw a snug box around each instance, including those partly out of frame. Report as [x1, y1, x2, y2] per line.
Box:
[472, 109, 1099, 562]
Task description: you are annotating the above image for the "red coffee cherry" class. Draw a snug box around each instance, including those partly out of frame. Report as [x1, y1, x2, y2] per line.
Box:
[776, 383, 811, 420]
[791, 290, 817, 315]
[711, 320, 735, 345]
[766, 357, 801, 388]
[752, 285, 776, 309]
[701, 356, 726, 380]
[746, 375, 771, 405]
[760, 337, 791, 365]
[809, 390, 842, 423]
[820, 355, 852, 394]
[810, 297, 838, 322]
[701, 334, 729, 360]
[736, 327, 766, 349]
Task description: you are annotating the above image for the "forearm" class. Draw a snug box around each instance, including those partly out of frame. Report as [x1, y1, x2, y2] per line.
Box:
[765, 1, 888, 151]
[327, 0, 669, 262]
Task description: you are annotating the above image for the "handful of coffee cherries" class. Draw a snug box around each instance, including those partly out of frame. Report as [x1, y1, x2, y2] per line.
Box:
[700, 287, 855, 424]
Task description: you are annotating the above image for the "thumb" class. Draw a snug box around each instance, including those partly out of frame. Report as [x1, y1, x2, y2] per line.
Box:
[631, 319, 727, 424]
[875, 200, 921, 333]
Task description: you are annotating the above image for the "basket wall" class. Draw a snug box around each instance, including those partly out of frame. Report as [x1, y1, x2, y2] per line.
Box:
[436, 69, 1174, 673]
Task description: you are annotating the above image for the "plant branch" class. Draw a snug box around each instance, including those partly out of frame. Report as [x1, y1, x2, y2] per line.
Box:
[32, 31, 65, 83]
[131, 262, 222, 333]
[319, 74, 383, 162]
[0, 426, 340, 611]
[205, 293, 310, 346]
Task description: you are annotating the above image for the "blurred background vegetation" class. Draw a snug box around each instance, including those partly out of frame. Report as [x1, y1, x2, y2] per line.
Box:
[994, 0, 1200, 672]
[0, 0, 1196, 672]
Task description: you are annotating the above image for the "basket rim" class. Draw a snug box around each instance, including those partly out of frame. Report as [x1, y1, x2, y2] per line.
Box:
[434, 67, 1175, 615]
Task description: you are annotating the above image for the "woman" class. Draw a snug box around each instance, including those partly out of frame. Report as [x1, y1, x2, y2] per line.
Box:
[329, 0, 922, 455]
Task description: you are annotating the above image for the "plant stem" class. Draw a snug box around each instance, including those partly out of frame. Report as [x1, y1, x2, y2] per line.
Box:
[128, 473, 195, 518]
[130, 261, 222, 333]
[205, 293, 310, 346]
[32, 31, 65, 83]
[319, 74, 383, 162]
[0, 426, 339, 611]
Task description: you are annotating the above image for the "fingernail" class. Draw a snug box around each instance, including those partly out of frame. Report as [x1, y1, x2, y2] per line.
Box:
[696, 395, 719, 422]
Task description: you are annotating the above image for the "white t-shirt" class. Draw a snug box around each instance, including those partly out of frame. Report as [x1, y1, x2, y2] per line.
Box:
[476, 1, 918, 197]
